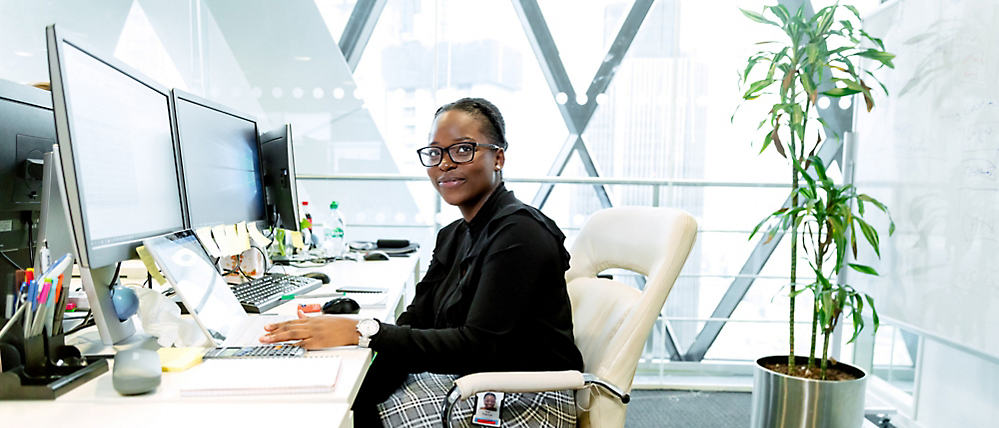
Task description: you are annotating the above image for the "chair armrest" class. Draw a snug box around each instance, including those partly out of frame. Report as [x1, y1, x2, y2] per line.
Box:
[440, 371, 630, 427]
[454, 370, 585, 400]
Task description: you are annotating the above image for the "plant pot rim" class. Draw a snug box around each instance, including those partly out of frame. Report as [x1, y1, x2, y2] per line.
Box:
[755, 355, 867, 383]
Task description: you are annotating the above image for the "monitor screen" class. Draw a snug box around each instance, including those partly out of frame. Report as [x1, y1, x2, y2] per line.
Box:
[48, 25, 185, 345]
[172, 90, 266, 230]
[48, 27, 184, 269]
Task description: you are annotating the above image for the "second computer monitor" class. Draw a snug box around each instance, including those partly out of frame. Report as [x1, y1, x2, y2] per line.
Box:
[171, 90, 267, 230]
[260, 124, 300, 231]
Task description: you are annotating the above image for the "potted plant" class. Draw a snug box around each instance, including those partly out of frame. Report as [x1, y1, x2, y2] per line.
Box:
[736, 2, 895, 427]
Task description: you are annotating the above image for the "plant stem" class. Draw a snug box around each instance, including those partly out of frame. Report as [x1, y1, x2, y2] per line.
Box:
[821, 329, 831, 380]
[809, 220, 823, 369]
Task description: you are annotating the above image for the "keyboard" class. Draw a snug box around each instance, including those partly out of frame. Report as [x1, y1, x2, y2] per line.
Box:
[232, 273, 323, 313]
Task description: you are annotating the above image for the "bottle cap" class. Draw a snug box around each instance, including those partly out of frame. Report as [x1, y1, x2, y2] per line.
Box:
[330, 201, 338, 209]
[302, 201, 309, 206]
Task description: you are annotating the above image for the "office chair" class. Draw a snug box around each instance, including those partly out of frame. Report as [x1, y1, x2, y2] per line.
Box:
[441, 206, 698, 428]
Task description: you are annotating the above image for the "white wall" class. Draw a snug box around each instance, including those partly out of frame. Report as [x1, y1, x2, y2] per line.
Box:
[910, 339, 999, 428]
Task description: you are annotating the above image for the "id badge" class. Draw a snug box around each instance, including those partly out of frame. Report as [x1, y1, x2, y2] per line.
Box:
[472, 391, 503, 427]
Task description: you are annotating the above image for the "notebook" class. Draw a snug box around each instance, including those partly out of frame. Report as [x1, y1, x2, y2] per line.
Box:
[180, 356, 342, 397]
[143, 230, 293, 347]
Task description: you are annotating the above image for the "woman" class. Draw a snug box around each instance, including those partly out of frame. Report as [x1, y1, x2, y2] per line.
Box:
[261, 98, 582, 427]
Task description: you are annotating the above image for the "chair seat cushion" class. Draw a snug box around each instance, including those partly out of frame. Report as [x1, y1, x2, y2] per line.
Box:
[378, 372, 576, 428]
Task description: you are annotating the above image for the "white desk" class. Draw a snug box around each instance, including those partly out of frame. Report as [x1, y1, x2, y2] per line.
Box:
[1, 254, 421, 428]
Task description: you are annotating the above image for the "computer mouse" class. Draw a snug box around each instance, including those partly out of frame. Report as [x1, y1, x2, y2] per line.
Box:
[113, 348, 162, 396]
[301, 271, 330, 284]
[322, 297, 361, 315]
[363, 250, 390, 261]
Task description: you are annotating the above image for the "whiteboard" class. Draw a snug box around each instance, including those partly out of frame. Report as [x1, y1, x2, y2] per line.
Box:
[852, 0, 999, 360]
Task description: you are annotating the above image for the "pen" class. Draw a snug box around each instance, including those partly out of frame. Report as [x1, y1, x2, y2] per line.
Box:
[280, 292, 346, 301]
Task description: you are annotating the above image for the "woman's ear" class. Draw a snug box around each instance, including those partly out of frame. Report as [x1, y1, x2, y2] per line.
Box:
[494, 149, 505, 171]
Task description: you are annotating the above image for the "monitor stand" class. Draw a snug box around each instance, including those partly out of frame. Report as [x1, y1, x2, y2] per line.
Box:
[80, 265, 136, 346]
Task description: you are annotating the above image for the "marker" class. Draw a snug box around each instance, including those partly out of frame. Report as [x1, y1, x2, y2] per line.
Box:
[281, 292, 345, 301]
[298, 303, 322, 313]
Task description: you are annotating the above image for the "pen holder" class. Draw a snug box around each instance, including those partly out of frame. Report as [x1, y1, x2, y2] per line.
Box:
[0, 321, 108, 400]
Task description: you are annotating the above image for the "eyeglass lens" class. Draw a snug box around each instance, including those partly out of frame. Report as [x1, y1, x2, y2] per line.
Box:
[419, 143, 477, 166]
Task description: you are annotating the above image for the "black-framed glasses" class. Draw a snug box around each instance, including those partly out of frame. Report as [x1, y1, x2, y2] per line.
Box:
[416, 142, 500, 167]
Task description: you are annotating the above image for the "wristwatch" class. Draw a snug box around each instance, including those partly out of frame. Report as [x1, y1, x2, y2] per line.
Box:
[356, 318, 380, 348]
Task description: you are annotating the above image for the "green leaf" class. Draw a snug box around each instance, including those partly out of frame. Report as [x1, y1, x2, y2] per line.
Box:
[845, 5, 861, 20]
[769, 4, 791, 25]
[849, 263, 879, 276]
[855, 49, 896, 69]
[823, 87, 862, 97]
[740, 8, 780, 27]
[744, 79, 775, 99]
[865, 294, 880, 333]
[856, 219, 881, 257]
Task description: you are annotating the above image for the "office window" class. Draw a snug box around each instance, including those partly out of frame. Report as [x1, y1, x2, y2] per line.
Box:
[0, 0, 890, 373]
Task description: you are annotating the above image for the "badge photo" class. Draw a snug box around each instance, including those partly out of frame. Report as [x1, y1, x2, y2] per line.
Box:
[472, 391, 503, 427]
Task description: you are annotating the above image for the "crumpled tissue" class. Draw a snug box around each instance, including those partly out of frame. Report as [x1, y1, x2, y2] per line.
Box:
[133, 286, 208, 348]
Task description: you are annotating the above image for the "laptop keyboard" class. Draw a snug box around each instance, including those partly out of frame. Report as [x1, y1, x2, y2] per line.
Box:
[232, 273, 323, 313]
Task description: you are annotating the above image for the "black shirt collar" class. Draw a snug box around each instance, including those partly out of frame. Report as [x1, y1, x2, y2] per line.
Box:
[466, 182, 510, 236]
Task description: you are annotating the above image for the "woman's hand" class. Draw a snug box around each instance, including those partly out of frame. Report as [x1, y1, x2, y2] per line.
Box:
[259, 309, 360, 349]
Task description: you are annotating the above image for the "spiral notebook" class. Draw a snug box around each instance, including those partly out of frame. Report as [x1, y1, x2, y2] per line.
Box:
[180, 356, 342, 397]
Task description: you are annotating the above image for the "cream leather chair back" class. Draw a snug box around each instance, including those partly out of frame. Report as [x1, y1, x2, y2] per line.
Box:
[566, 207, 697, 428]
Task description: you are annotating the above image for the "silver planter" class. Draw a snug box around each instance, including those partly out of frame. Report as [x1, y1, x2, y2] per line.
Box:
[750, 355, 867, 428]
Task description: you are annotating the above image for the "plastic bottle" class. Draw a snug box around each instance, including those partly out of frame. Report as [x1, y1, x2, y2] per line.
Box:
[300, 201, 316, 248]
[321, 201, 347, 258]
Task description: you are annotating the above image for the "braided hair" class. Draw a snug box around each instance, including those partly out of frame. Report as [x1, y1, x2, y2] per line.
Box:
[434, 98, 508, 150]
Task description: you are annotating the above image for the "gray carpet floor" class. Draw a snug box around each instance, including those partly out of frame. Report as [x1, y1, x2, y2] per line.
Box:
[624, 390, 752, 427]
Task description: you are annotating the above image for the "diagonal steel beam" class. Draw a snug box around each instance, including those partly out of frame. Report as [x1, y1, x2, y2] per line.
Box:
[514, 0, 653, 209]
[339, 0, 387, 72]
[510, 0, 580, 130]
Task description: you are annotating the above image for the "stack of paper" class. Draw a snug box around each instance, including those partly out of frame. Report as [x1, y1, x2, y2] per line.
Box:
[180, 356, 341, 397]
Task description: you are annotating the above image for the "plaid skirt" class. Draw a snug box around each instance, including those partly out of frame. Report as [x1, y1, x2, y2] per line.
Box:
[376, 372, 577, 428]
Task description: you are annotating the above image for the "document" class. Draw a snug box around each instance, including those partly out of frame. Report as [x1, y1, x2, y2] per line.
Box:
[180, 356, 341, 397]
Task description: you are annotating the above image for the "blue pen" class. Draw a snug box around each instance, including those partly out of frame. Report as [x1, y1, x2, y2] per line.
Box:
[28, 279, 38, 311]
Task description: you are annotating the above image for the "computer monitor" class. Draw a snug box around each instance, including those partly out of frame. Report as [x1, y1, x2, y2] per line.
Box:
[170, 89, 267, 230]
[260, 124, 300, 231]
[0, 78, 57, 319]
[47, 25, 186, 345]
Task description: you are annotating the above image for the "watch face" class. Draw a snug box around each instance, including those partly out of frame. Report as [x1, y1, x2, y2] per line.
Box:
[358, 319, 379, 336]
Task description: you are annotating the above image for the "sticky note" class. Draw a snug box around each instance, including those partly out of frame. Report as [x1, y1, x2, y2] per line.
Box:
[136, 246, 167, 285]
[247, 222, 271, 247]
[195, 227, 223, 257]
[290, 231, 306, 249]
[158, 347, 205, 372]
[211, 225, 237, 256]
[235, 222, 252, 253]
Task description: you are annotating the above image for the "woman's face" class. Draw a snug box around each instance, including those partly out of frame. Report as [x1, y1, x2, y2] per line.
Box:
[427, 110, 505, 219]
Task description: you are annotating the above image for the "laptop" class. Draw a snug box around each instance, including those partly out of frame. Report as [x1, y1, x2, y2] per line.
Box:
[143, 230, 293, 347]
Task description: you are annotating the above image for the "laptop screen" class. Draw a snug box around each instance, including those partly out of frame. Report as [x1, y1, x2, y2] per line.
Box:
[144, 230, 248, 345]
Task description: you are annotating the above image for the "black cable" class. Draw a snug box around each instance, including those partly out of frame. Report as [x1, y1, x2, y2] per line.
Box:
[64, 310, 94, 336]
[26, 218, 35, 268]
[109, 262, 122, 288]
[0, 250, 23, 271]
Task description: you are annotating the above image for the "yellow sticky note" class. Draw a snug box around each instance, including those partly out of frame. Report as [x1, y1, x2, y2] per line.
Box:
[195, 227, 223, 257]
[247, 222, 271, 247]
[211, 225, 234, 256]
[290, 231, 306, 249]
[235, 222, 252, 253]
[158, 347, 205, 372]
[135, 246, 167, 285]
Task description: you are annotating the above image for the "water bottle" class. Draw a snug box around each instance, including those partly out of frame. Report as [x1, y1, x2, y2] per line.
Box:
[321, 201, 347, 258]
[300, 200, 315, 249]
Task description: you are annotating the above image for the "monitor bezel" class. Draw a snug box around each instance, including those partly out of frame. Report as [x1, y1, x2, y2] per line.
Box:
[169, 88, 268, 232]
[47, 24, 185, 269]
